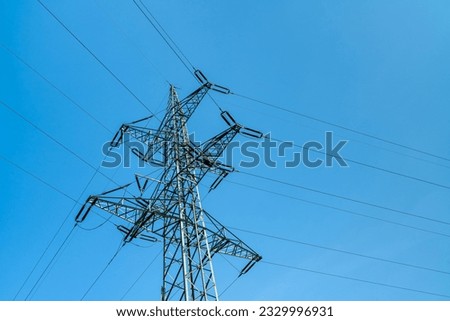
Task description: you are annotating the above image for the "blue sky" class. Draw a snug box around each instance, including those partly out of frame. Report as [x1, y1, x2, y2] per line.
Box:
[1, 0, 450, 300]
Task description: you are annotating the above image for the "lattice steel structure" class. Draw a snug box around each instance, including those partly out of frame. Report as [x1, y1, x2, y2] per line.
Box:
[76, 71, 262, 301]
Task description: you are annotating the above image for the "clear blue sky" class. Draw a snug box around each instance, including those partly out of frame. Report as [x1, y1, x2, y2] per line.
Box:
[1, 0, 450, 301]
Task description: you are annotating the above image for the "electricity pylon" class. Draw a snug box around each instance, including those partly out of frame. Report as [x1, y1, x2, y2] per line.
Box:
[76, 71, 262, 301]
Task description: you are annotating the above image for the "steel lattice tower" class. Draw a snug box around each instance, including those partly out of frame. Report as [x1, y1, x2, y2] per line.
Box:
[76, 71, 262, 301]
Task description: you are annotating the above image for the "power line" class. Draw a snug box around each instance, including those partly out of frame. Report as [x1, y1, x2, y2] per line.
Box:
[132, 0, 196, 78]
[27, 224, 79, 299]
[13, 168, 101, 300]
[137, 0, 195, 71]
[261, 260, 450, 299]
[231, 227, 450, 276]
[0, 152, 123, 300]
[77, 215, 112, 231]
[81, 243, 124, 300]
[134, 0, 195, 70]
[0, 153, 78, 204]
[225, 179, 450, 239]
[1, 96, 160, 205]
[120, 250, 162, 300]
[0, 99, 127, 193]
[219, 277, 240, 297]
[269, 136, 450, 192]
[96, 1, 170, 85]
[239, 170, 450, 227]
[0, 153, 118, 227]
[218, 256, 244, 297]
[0, 44, 113, 134]
[37, 0, 155, 115]
[127, 0, 230, 118]
[233, 92, 450, 163]
[1, 99, 95, 170]
[236, 101, 450, 171]
[24, 225, 77, 300]
[131, 0, 228, 117]
[0, 150, 110, 300]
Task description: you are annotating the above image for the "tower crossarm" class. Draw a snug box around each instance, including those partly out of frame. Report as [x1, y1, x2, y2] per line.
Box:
[200, 111, 263, 162]
[75, 191, 175, 243]
[110, 124, 159, 148]
[111, 124, 167, 166]
[109, 113, 156, 148]
[201, 125, 241, 159]
[202, 210, 262, 275]
[76, 194, 147, 225]
[190, 112, 263, 190]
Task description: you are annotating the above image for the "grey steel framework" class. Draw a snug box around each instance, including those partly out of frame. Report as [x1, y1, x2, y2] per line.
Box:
[76, 71, 262, 301]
